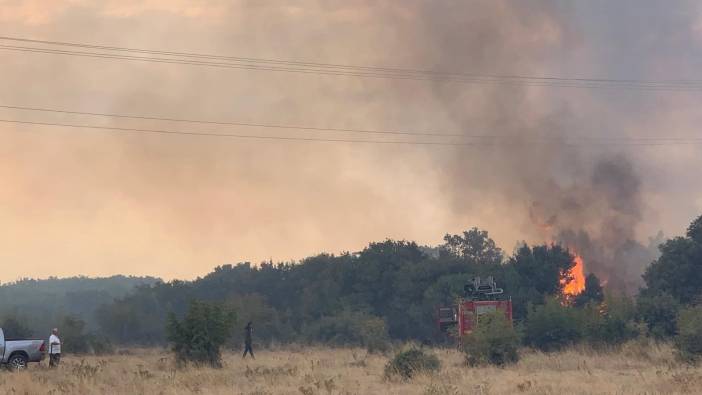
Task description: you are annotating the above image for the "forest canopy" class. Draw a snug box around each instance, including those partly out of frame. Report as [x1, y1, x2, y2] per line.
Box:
[3, 215, 701, 348]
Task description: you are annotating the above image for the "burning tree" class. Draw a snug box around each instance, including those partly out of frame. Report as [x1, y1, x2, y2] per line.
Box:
[510, 244, 576, 297]
[562, 254, 586, 297]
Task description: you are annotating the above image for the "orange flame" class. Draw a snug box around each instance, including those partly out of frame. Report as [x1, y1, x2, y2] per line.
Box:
[563, 254, 586, 296]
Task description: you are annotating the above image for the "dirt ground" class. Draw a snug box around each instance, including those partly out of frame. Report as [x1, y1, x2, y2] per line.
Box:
[1, 342, 700, 394]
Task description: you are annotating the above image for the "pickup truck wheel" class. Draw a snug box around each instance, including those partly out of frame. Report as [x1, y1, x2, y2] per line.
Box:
[7, 354, 28, 371]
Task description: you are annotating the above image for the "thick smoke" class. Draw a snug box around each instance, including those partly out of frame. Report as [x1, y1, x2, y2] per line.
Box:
[386, 1, 681, 292]
[0, 1, 700, 283]
[552, 156, 659, 293]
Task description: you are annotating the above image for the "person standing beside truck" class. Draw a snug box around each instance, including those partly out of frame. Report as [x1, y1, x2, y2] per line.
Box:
[49, 328, 61, 367]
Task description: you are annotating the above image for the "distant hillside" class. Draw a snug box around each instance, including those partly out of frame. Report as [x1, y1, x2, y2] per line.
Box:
[0, 275, 161, 333]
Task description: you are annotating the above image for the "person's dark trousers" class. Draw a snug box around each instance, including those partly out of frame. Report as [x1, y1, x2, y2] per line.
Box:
[243, 343, 254, 359]
[49, 353, 61, 367]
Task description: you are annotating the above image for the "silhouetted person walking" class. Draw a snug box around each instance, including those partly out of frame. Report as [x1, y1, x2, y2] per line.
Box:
[242, 321, 254, 359]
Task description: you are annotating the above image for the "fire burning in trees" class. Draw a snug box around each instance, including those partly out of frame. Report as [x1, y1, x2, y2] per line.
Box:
[563, 254, 586, 296]
[532, 204, 589, 296]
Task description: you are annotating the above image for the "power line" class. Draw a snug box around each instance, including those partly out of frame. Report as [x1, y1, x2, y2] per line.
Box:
[2, 38, 702, 91]
[1, 104, 700, 143]
[1, 44, 696, 91]
[1, 118, 701, 147]
[2, 35, 701, 89]
[2, 47, 699, 93]
[0, 119, 474, 146]
[1, 44, 612, 88]
[0, 104, 466, 138]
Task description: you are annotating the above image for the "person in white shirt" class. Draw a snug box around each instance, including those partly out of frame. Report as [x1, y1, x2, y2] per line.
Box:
[49, 328, 61, 367]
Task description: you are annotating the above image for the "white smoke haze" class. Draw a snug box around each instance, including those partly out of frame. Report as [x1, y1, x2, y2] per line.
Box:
[0, 1, 701, 287]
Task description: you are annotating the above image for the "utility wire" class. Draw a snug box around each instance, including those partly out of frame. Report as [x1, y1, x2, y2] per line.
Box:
[0, 119, 474, 145]
[0, 104, 700, 143]
[0, 104, 466, 138]
[2, 41, 702, 91]
[2, 35, 701, 88]
[1, 44, 617, 88]
[1, 118, 701, 147]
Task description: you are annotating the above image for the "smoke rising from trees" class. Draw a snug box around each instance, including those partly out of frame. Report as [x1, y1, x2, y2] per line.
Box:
[0, 1, 701, 283]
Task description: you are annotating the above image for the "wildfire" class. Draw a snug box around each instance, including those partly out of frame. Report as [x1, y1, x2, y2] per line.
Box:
[563, 254, 586, 296]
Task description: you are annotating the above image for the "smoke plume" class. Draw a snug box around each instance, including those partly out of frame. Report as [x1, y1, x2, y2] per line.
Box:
[0, 1, 701, 285]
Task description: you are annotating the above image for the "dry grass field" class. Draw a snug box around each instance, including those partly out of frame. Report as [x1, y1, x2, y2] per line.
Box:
[1, 342, 701, 395]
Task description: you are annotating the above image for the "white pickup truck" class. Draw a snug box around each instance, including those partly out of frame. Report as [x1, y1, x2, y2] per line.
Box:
[0, 328, 46, 370]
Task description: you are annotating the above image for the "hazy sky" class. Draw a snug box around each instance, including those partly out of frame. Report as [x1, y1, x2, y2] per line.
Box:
[1, 1, 701, 282]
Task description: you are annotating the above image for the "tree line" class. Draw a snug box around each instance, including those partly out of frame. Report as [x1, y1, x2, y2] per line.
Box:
[94, 227, 582, 347]
[3, 214, 701, 356]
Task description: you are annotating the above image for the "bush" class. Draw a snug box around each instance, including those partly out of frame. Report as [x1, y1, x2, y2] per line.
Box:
[582, 295, 638, 346]
[53, 316, 114, 355]
[462, 310, 519, 366]
[166, 300, 236, 367]
[0, 315, 33, 339]
[524, 298, 582, 351]
[573, 273, 605, 308]
[60, 315, 90, 354]
[384, 347, 440, 380]
[360, 317, 392, 354]
[674, 305, 702, 363]
[641, 214, 702, 305]
[85, 333, 115, 355]
[302, 310, 390, 353]
[226, 294, 290, 346]
[637, 292, 680, 339]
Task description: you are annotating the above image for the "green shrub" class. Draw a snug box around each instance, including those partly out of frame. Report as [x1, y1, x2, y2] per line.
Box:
[524, 298, 582, 351]
[462, 310, 519, 366]
[573, 273, 605, 307]
[636, 292, 680, 339]
[302, 310, 390, 353]
[360, 317, 392, 354]
[384, 347, 440, 380]
[225, 294, 290, 346]
[60, 315, 90, 354]
[166, 300, 236, 368]
[54, 315, 113, 355]
[582, 295, 638, 346]
[674, 305, 702, 363]
[0, 315, 33, 339]
[86, 333, 115, 355]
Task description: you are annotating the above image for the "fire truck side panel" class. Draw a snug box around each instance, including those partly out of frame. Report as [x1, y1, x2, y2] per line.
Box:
[458, 300, 512, 336]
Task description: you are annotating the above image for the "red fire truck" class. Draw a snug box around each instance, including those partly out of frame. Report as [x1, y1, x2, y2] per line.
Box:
[438, 276, 513, 340]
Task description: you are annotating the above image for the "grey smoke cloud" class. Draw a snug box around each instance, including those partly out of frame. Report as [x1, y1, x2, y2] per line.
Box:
[0, 1, 700, 285]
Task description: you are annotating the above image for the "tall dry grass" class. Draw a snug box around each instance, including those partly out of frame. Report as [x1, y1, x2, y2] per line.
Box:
[1, 341, 700, 394]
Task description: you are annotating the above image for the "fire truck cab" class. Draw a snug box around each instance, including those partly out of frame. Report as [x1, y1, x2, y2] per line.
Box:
[438, 276, 513, 339]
